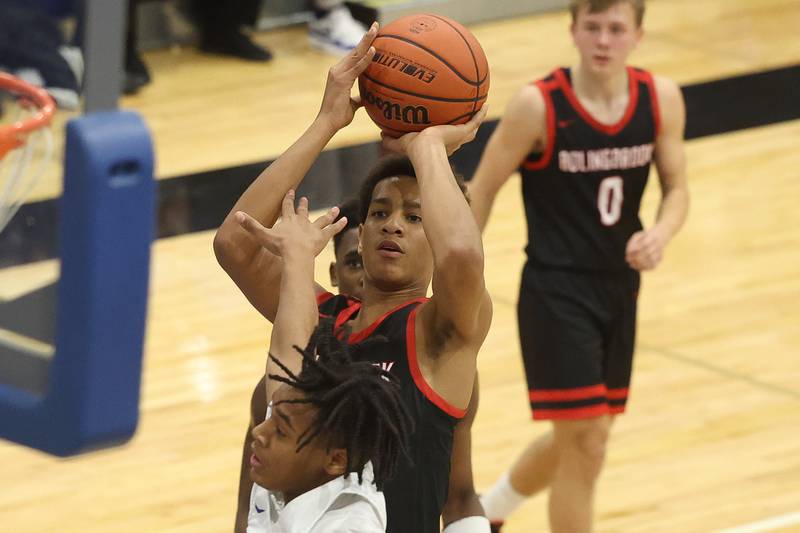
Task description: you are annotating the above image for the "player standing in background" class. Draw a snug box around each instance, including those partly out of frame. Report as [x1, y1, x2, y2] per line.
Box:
[469, 1, 689, 531]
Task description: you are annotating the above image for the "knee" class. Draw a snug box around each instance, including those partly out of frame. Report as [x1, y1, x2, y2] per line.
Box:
[557, 419, 611, 468]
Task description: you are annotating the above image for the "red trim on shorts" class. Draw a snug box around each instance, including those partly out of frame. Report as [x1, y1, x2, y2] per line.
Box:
[555, 67, 639, 136]
[529, 384, 607, 402]
[406, 306, 467, 419]
[533, 403, 609, 420]
[636, 69, 661, 137]
[606, 387, 629, 400]
[522, 79, 558, 171]
[609, 405, 627, 415]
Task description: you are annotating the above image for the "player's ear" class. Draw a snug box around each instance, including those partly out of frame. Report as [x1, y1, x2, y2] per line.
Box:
[357, 224, 364, 255]
[329, 262, 339, 287]
[325, 448, 348, 476]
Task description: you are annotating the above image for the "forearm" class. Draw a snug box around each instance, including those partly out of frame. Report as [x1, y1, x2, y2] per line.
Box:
[408, 139, 483, 267]
[653, 185, 689, 242]
[267, 252, 318, 385]
[468, 177, 500, 233]
[215, 118, 338, 259]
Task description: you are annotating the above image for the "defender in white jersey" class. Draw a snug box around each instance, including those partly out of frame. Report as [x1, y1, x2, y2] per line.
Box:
[236, 192, 412, 532]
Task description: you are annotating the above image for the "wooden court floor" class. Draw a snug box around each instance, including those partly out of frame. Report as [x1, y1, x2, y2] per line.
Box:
[2, 0, 800, 531]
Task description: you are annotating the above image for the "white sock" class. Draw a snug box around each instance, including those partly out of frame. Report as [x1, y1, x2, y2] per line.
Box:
[479, 472, 527, 522]
[443, 516, 491, 533]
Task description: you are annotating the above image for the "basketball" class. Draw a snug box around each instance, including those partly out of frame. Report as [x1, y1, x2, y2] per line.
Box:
[358, 14, 490, 136]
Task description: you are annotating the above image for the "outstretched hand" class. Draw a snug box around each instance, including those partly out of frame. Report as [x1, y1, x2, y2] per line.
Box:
[381, 105, 488, 157]
[235, 190, 347, 260]
[317, 22, 379, 132]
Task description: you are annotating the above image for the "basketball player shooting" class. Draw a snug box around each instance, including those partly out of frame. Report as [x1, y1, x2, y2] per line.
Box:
[214, 22, 493, 533]
[468, 1, 689, 532]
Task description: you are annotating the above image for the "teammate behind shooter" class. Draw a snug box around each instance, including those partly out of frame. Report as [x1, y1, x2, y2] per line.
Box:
[469, 1, 689, 531]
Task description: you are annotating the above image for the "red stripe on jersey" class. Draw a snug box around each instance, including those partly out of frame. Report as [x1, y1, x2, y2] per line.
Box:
[522, 79, 559, 171]
[609, 405, 627, 415]
[532, 403, 609, 420]
[554, 67, 639, 136]
[406, 306, 467, 419]
[338, 298, 429, 344]
[606, 387, 629, 400]
[636, 69, 661, 137]
[529, 384, 607, 402]
[316, 291, 334, 307]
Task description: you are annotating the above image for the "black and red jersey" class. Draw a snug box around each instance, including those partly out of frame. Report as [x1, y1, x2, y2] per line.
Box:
[519, 67, 661, 271]
[317, 292, 465, 533]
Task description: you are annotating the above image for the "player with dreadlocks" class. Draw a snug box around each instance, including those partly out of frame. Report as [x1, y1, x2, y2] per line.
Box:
[234, 198, 363, 531]
[245, 192, 411, 532]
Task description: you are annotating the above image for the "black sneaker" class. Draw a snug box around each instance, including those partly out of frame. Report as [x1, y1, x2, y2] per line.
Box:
[200, 30, 272, 62]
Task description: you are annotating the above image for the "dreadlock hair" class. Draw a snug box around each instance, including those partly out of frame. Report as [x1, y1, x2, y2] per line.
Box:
[332, 197, 361, 255]
[358, 154, 470, 224]
[268, 318, 413, 490]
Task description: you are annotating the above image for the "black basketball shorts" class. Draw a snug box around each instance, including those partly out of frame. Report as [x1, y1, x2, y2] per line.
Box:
[517, 263, 640, 420]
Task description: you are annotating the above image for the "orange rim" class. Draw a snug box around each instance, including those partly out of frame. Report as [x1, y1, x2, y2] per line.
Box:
[0, 72, 56, 159]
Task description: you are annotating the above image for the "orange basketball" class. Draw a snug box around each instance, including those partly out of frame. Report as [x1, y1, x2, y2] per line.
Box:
[358, 14, 490, 136]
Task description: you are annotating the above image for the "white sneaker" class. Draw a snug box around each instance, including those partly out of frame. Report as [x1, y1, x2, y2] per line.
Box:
[308, 6, 367, 55]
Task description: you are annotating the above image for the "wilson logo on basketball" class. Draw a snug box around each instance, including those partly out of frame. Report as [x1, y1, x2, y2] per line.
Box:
[362, 88, 431, 125]
[372, 52, 437, 83]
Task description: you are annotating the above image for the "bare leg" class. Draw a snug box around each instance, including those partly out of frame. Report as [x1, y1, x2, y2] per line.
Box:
[508, 429, 558, 496]
[548, 416, 611, 533]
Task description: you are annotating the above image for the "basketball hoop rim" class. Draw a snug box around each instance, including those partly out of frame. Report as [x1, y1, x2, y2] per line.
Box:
[0, 72, 57, 158]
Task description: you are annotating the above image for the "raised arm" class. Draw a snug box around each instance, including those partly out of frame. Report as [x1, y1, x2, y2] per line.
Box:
[235, 192, 347, 402]
[625, 76, 689, 270]
[469, 84, 547, 232]
[383, 108, 490, 342]
[213, 24, 378, 322]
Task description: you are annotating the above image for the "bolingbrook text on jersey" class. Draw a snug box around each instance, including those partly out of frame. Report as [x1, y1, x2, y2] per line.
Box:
[558, 143, 654, 173]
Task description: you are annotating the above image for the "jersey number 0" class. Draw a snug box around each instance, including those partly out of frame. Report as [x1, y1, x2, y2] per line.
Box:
[598, 176, 624, 226]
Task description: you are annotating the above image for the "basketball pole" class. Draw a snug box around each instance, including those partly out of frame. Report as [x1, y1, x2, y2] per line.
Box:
[83, 0, 126, 113]
[0, 1, 156, 456]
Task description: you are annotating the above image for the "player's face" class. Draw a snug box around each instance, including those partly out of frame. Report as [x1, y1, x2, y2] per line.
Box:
[571, 2, 643, 75]
[249, 385, 343, 502]
[331, 229, 364, 299]
[359, 176, 434, 293]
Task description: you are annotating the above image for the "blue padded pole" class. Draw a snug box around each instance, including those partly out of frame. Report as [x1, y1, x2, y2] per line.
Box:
[0, 110, 154, 456]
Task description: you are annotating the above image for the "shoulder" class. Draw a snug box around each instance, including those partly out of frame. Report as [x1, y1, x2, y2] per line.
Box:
[318, 293, 357, 317]
[651, 75, 684, 113]
[650, 74, 686, 136]
[505, 83, 547, 121]
[309, 496, 385, 533]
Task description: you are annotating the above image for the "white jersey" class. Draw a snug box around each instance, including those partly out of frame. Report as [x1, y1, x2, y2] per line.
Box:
[247, 406, 386, 533]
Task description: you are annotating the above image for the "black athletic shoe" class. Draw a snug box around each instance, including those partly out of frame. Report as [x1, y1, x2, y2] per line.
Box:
[200, 30, 272, 62]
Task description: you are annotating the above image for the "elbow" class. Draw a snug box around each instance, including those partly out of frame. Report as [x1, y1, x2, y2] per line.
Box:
[213, 228, 236, 269]
[438, 243, 484, 279]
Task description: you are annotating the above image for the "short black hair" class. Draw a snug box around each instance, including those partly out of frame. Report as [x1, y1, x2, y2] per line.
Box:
[358, 154, 469, 224]
[332, 197, 361, 254]
[268, 319, 413, 489]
